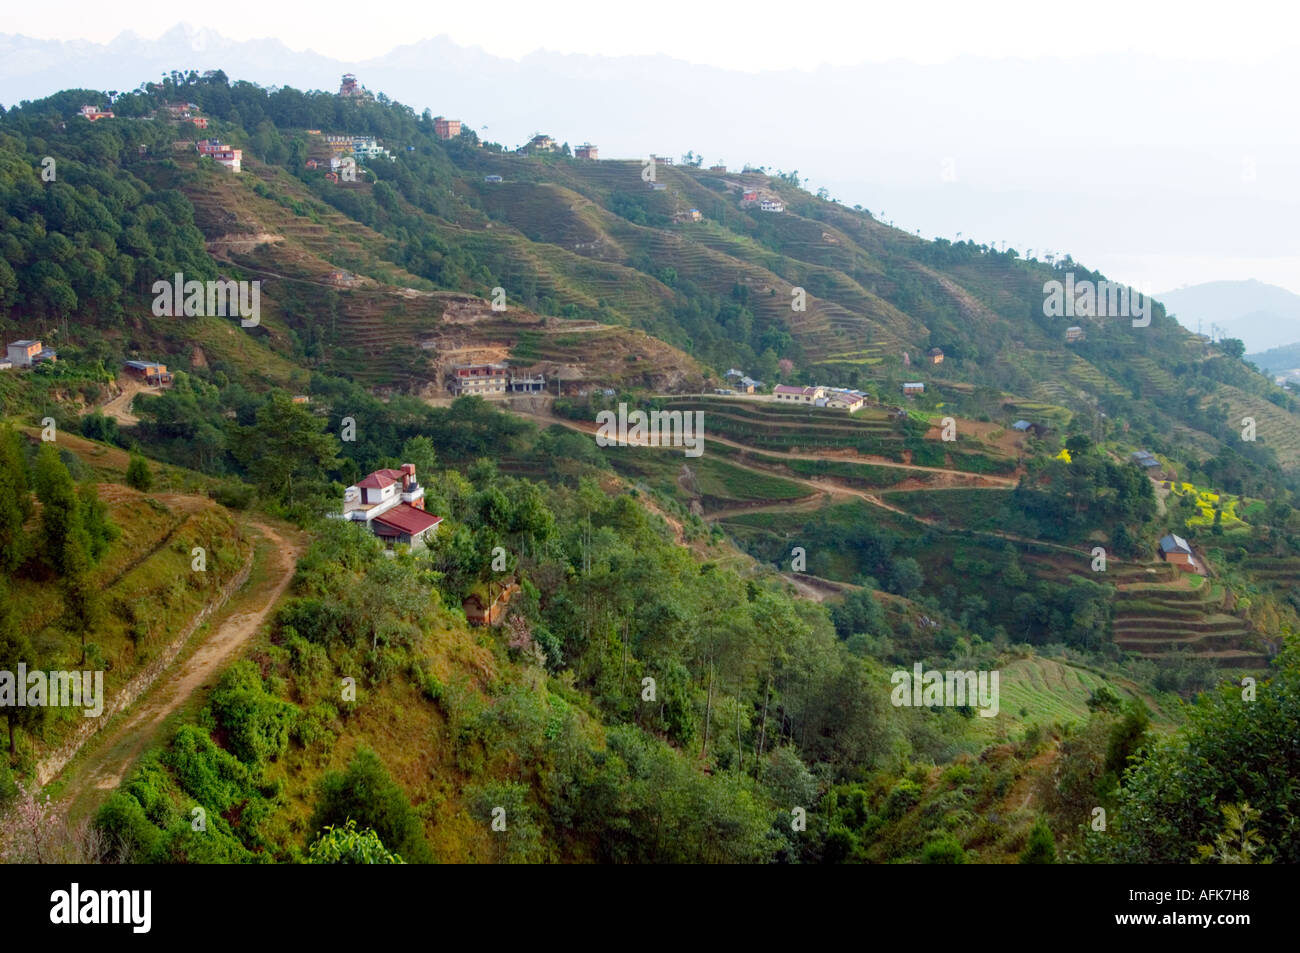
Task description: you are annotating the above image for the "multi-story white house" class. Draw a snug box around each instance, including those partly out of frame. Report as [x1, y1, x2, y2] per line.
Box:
[336, 464, 442, 553]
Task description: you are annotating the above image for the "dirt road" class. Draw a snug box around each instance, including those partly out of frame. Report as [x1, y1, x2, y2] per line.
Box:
[507, 404, 1098, 560]
[61, 519, 303, 817]
[99, 380, 155, 426]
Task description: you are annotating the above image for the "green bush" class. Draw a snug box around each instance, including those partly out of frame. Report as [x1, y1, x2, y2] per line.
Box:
[884, 778, 923, 819]
[1019, 818, 1057, 863]
[125, 453, 153, 491]
[207, 661, 297, 764]
[921, 834, 968, 864]
[94, 792, 161, 862]
[162, 724, 251, 812]
[210, 482, 256, 510]
[306, 819, 404, 864]
[310, 747, 433, 863]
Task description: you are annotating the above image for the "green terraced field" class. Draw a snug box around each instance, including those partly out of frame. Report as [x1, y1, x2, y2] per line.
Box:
[964, 656, 1179, 740]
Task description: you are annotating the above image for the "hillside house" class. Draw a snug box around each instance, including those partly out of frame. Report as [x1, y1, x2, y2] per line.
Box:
[825, 390, 865, 413]
[123, 361, 173, 386]
[737, 376, 761, 393]
[336, 464, 442, 553]
[433, 117, 462, 140]
[709, 165, 727, 173]
[1158, 533, 1201, 574]
[212, 148, 242, 172]
[463, 582, 521, 627]
[902, 382, 925, 396]
[687, 208, 703, 222]
[79, 105, 114, 121]
[484, 174, 503, 183]
[525, 134, 557, 153]
[291, 395, 310, 405]
[1131, 450, 1161, 470]
[7, 340, 43, 367]
[197, 139, 241, 171]
[742, 189, 759, 204]
[725, 368, 745, 380]
[774, 384, 825, 403]
[759, 199, 785, 212]
[648, 182, 667, 191]
[574, 143, 598, 160]
[926, 347, 944, 364]
[190, 117, 209, 129]
[1066, 326, 1086, 343]
[1012, 420, 1049, 438]
[353, 137, 393, 161]
[325, 135, 355, 154]
[451, 363, 510, 396]
[651, 155, 674, 166]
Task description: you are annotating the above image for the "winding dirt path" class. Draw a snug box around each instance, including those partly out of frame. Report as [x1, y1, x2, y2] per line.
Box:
[99, 380, 155, 426]
[60, 520, 304, 817]
[508, 402, 1018, 484]
[501, 405, 1112, 561]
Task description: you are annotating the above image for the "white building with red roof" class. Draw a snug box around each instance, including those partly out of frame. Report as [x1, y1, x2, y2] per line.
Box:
[336, 463, 442, 553]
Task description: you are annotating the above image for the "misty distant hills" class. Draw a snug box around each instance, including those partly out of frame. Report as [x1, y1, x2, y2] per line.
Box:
[1159, 280, 1300, 352]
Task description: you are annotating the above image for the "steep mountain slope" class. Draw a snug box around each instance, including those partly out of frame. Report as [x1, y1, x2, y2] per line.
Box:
[4, 76, 1300, 869]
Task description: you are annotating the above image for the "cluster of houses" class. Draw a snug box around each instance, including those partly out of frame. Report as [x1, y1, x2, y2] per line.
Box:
[740, 190, 784, 213]
[311, 132, 394, 163]
[158, 103, 208, 129]
[772, 384, 868, 413]
[719, 368, 763, 393]
[449, 363, 547, 396]
[196, 138, 242, 172]
[1131, 450, 1161, 471]
[1, 339, 57, 370]
[4, 344, 181, 383]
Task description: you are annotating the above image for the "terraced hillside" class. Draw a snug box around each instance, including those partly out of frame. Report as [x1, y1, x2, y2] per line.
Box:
[155, 149, 707, 392]
[1110, 571, 1265, 668]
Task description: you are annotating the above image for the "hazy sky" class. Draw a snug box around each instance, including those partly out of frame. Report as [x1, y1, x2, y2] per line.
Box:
[8, 0, 1295, 70]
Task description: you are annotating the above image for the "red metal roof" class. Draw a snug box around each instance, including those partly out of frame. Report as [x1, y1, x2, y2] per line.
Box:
[355, 468, 404, 489]
[372, 504, 442, 536]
